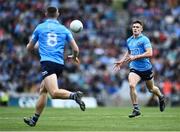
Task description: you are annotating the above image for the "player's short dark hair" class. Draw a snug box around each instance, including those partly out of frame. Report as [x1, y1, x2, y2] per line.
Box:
[46, 6, 58, 18]
[132, 20, 143, 27]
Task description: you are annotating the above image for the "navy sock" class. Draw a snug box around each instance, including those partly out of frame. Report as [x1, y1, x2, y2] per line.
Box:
[32, 113, 40, 122]
[69, 93, 75, 100]
[133, 104, 139, 110]
[159, 95, 164, 100]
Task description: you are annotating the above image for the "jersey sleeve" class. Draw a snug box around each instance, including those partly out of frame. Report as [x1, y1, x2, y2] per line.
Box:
[143, 37, 152, 49]
[31, 26, 39, 44]
[66, 29, 74, 43]
[126, 39, 130, 52]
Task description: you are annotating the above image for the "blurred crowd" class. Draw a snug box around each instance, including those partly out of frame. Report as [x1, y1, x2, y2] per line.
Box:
[0, 0, 179, 106]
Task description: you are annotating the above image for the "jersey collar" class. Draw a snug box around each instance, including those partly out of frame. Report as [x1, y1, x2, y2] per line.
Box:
[133, 34, 143, 39]
[46, 19, 59, 24]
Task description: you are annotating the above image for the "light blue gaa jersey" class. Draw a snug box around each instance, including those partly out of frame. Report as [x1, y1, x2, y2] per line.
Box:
[31, 19, 73, 65]
[126, 34, 152, 71]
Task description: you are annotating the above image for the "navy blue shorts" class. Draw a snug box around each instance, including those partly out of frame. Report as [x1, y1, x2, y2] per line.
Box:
[130, 68, 153, 81]
[40, 61, 64, 79]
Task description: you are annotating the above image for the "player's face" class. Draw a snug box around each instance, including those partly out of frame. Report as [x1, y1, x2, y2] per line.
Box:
[132, 23, 143, 36]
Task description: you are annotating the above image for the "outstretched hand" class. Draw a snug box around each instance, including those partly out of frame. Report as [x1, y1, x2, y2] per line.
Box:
[113, 57, 130, 71]
[113, 60, 124, 71]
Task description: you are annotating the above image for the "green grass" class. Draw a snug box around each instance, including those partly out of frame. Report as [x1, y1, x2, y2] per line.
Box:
[0, 107, 180, 131]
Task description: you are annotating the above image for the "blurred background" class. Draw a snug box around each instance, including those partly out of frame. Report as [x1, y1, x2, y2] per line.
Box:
[0, 0, 179, 108]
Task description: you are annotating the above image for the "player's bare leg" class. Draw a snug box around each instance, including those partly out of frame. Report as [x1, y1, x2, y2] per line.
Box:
[44, 74, 85, 111]
[146, 79, 165, 112]
[128, 72, 141, 118]
[35, 81, 48, 115]
[24, 81, 47, 127]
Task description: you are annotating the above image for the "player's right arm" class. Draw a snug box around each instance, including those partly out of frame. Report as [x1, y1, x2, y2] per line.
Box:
[113, 51, 130, 71]
[68, 39, 80, 64]
[65, 29, 80, 64]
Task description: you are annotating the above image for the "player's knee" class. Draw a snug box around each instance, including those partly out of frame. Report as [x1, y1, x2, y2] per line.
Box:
[40, 88, 46, 94]
[129, 83, 136, 90]
[148, 89, 153, 93]
[147, 86, 155, 93]
[50, 90, 59, 99]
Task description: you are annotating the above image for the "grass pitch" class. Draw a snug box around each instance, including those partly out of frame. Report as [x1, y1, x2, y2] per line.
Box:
[0, 107, 180, 131]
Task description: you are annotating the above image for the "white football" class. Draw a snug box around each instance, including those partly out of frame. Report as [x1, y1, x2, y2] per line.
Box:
[70, 20, 83, 33]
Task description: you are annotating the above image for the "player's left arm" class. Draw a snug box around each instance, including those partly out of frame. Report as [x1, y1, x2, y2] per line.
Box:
[27, 26, 39, 52]
[26, 39, 36, 52]
[129, 36, 152, 61]
[130, 48, 152, 61]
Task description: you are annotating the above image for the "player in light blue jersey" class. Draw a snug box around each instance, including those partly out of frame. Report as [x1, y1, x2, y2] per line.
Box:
[24, 6, 85, 127]
[114, 20, 165, 118]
